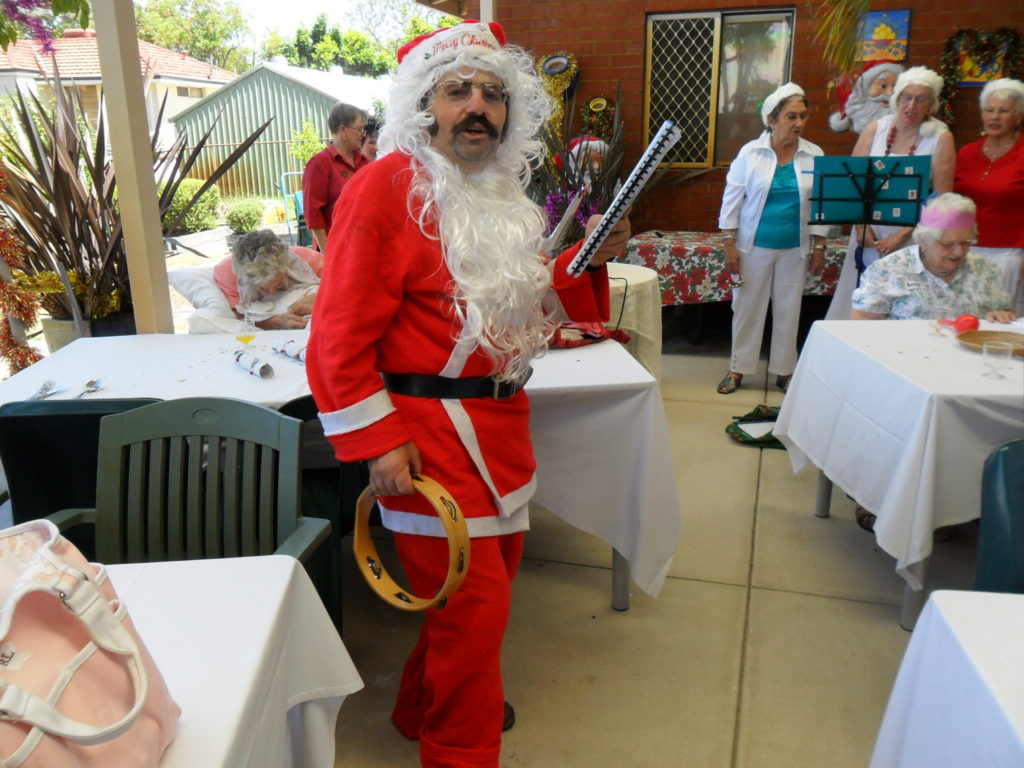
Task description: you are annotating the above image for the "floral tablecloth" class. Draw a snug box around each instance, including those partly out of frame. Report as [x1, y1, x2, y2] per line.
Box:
[621, 230, 847, 306]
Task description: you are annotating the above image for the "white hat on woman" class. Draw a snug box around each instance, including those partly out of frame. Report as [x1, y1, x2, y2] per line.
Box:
[760, 82, 805, 128]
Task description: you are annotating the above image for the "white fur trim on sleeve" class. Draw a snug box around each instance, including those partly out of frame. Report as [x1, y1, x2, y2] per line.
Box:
[318, 389, 396, 435]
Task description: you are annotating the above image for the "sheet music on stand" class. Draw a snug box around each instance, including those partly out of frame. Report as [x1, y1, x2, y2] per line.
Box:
[566, 120, 682, 277]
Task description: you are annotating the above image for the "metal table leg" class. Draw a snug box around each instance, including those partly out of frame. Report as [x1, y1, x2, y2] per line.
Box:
[612, 548, 630, 611]
[815, 470, 833, 518]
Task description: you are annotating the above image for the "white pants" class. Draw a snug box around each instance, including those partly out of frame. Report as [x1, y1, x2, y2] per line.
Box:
[974, 246, 1024, 316]
[730, 245, 807, 376]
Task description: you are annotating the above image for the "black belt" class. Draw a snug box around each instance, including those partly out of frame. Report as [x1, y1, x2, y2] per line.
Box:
[382, 369, 531, 400]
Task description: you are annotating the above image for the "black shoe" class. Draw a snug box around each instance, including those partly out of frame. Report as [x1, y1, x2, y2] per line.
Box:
[503, 701, 515, 732]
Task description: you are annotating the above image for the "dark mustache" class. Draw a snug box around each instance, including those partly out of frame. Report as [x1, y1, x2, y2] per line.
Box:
[453, 116, 499, 138]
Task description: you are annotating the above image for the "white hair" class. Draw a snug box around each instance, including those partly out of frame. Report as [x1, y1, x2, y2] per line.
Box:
[913, 193, 977, 246]
[891, 66, 943, 116]
[232, 230, 290, 307]
[980, 77, 1024, 112]
[378, 45, 556, 381]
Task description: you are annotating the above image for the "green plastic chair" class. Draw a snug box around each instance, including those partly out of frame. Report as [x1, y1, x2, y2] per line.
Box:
[47, 397, 338, 622]
[974, 439, 1024, 593]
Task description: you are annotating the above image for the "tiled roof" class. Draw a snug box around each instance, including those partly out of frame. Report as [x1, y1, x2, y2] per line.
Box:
[0, 29, 235, 84]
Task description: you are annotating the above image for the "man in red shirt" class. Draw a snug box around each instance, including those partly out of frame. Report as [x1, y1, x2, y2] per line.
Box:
[301, 102, 369, 252]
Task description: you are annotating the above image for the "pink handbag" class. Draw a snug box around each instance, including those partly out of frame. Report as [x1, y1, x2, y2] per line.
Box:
[0, 519, 180, 766]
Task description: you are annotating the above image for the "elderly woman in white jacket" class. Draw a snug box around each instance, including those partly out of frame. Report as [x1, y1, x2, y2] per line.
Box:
[717, 82, 829, 394]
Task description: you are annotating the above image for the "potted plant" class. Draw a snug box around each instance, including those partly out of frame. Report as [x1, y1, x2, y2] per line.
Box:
[0, 65, 270, 350]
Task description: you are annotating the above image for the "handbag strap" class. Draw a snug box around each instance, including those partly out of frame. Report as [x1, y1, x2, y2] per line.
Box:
[0, 578, 150, 745]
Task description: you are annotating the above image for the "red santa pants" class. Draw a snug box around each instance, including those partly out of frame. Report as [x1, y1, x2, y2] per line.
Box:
[391, 531, 525, 768]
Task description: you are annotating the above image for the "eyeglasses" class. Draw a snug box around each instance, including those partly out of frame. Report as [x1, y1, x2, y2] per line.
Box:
[898, 93, 932, 106]
[434, 80, 509, 106]
[343, 124, 367, 138]
[935, 239, 977, 252]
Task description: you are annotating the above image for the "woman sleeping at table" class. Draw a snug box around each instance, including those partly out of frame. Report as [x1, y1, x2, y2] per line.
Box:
[850, 193, 1016, 323]
[213, 229, 323, 330]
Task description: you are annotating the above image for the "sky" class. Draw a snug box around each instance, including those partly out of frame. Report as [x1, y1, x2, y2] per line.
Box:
[240, 0, 356, 41]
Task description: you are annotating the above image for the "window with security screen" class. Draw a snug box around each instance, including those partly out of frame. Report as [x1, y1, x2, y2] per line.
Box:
[646, 10, 794, 168]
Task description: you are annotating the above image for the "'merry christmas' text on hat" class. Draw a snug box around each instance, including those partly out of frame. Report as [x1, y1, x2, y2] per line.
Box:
[760, 82, 805, 128]
[396, 20, 507, 80]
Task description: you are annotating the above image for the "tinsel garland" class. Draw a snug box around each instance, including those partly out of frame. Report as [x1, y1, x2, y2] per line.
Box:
[938, 27, 1024, 131]
[536, 51, 579, 136]
[578, 96, 616, 142]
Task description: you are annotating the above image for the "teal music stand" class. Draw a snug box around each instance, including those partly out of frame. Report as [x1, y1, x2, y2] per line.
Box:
[809, 155, 931, 281]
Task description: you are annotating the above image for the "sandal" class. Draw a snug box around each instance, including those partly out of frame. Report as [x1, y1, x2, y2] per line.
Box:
[776, 375, 792, 393]
[854, 505, 876, 533]
[717, 372, 742, 395]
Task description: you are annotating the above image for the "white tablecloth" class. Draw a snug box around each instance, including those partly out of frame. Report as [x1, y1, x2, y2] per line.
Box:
[107, 555, 363, 768]
[1, 332, 681, 597]
[774, 320, 1024, 589]
[607, 262, 662, 382]
[870, 590, 1024, 768]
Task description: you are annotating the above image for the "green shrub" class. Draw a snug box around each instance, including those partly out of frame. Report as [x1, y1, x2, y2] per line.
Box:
[162, 179, 220, 234]
[225, 199, 266, 233]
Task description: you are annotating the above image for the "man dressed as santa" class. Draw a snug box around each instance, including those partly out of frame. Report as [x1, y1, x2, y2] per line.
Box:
[307, 20, 629, 768]
[830, 60, 906, 135]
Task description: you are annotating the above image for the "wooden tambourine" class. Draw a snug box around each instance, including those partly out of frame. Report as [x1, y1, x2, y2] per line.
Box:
[354, 474, 470, 611]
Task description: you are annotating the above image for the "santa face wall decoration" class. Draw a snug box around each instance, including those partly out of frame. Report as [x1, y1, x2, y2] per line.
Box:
[830, 61, 907, 134]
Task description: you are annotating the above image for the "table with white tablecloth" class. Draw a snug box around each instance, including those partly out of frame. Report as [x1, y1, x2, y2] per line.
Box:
[774, 320, 1024, 621]
[108, 555, 363, 768]
[870, 590, 1024, 768]
[606, 262, 662, 381]
[0, 332, 681, 605]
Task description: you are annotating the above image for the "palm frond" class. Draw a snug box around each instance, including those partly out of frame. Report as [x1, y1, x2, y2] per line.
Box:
[814, 0, 871, 76]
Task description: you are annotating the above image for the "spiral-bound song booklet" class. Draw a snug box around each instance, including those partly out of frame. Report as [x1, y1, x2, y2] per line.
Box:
[566, 120, 682, 277]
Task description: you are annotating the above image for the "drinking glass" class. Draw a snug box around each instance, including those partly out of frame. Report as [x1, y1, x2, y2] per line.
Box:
[235, 309, 259, 348]
[927, 304, 954, 335]
[982, 341, 1014, 379]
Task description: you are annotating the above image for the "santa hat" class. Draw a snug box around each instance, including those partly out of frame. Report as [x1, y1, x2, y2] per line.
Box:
[396, 20, 507, 82]
[761, 82, 805, 128]
[829, 61, 904, 132]
[555, 135, 609, 170]
[979, 77, 1024, 110]
[891, 66, 944, 115]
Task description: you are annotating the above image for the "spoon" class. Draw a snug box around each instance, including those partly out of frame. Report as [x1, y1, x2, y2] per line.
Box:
[72, 379, 102, 399]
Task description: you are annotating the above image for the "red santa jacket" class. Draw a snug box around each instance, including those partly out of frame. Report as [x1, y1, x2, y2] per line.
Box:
[306, 152, 609, 535]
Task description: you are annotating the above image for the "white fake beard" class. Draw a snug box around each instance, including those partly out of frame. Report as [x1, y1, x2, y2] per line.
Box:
[416, 156, 554, 381]
[846, 91, 891, 134]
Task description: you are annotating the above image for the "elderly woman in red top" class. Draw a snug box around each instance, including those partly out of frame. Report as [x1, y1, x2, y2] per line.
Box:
[954, 77, 1024, 315]
[301, 102, 369, 252]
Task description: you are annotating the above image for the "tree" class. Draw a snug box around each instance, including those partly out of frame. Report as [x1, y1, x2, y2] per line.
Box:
[282, 14, 390, 77]
[135, 0, 252, 73]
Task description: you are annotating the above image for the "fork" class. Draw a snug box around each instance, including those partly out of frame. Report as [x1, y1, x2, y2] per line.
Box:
[28, 379, 56, 400]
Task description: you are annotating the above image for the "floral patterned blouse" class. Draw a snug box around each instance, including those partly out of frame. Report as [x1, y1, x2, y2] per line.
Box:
[851, 245, 1011, 319]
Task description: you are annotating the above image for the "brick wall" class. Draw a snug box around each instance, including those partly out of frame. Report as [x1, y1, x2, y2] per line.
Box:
[487, 0, 1022, 234]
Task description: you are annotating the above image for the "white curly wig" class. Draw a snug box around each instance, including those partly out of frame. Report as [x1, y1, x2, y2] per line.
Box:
[377, 25, 557, 381]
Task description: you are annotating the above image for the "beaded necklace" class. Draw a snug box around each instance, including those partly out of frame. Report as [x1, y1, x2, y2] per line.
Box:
[885, 124, 917, 156]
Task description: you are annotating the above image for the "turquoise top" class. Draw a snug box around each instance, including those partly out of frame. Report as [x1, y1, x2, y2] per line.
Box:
[753, 162, 801, 249]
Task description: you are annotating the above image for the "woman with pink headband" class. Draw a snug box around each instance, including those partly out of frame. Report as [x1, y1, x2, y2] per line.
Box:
[850, 192, 1014, 322]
